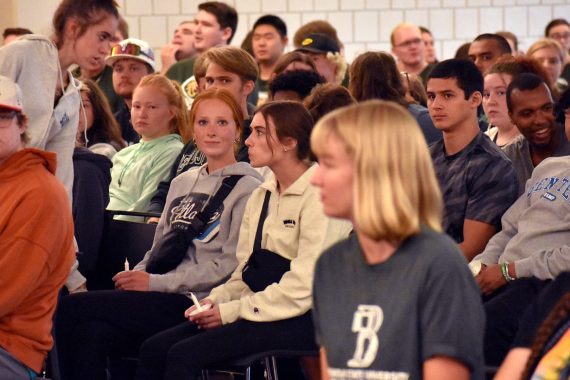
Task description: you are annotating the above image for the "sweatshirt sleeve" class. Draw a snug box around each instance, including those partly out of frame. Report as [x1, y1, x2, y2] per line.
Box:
[217, 189, 330, 324]
[514, 245, 570, 280]
[146, 189, 252, 294]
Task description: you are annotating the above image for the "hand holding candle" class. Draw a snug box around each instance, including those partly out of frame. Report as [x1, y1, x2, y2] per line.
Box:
[190, 292, 203, 312]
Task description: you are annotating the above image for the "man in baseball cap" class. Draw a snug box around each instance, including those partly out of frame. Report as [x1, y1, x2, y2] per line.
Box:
[106, 38, 156, 145]
[296, 33, 346, 84]
[0, 74, 74, 378]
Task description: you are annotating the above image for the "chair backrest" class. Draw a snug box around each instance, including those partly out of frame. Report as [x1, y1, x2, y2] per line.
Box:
[89, 210, 157, 290]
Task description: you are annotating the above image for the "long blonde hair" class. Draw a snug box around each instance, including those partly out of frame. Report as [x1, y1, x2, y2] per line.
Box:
[311, 100, 442, 242]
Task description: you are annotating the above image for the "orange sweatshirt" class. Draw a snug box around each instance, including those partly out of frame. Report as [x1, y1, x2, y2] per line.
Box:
[0, 148, 74, 373]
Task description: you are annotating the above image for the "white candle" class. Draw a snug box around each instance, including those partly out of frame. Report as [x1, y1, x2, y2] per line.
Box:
[190, 292, 203, 312]
[124, 258, 130, 271]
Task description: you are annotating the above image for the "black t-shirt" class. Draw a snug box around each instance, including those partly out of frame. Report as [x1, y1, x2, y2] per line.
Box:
[313, 228, 485, 380]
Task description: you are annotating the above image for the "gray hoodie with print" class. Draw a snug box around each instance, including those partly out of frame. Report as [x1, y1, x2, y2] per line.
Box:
[134, 162, 263, 298]
[474, 156, 570, 280]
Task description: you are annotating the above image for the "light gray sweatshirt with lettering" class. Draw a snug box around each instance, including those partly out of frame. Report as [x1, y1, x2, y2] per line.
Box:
[474, 156, 570, 280]
[134, 162, 263, 297]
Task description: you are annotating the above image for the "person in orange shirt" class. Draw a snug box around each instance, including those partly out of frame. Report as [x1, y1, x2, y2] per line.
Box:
[0, 75, 75, 379]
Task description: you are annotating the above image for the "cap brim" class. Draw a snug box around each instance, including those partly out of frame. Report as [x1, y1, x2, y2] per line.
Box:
[105, 54, 156, 71]
[295, 47, 325, 54]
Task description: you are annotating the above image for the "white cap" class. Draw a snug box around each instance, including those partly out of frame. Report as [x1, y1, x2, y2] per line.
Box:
[105, 38, 157, 72]
[0, 75, 23, 112]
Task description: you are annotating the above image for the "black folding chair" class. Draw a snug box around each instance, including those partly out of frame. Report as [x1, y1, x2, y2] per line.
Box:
[90, 210, 159, 290]
[202, 349, 320, 380]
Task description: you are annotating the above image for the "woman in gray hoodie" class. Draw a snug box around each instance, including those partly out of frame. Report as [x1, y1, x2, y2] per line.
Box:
[55, 88, 263, 380]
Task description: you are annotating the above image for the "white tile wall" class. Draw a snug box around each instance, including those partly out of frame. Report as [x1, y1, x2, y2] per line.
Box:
[314, 0, 339, 11]
[341, 0, 366, 10]
[379, 10, 404, 40]
[405, 9, 429, 27]
[261, 0, 287, 12]
[528, 6, 553, 36]
[504, 6, 528, 36]
[354, 11, 379, 41]
[328, 12, 354, 42]
[417, 0, 441, 7]
[125, 0, 153, 15]
[139, 16, 168, 47]
[289, 0, 315, 11]
[455, 8, 479, 38]
[11, 0, 570, 66]
[443, 0, 466, 7]
[479, 7, 503, 34]
[393, 0, 417, 9]
[234, 0, 261, 13]
[153, 0, 180, 15]
[429, 9, 454, 39]
[468, 0, 491, 5]
[366, 0, 391, 9]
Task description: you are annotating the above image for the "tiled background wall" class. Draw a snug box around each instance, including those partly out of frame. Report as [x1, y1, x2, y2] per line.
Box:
[9, 0, 570, 67]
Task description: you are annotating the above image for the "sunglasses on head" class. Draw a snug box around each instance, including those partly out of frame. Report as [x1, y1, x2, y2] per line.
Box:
[111, 43, 154, 60]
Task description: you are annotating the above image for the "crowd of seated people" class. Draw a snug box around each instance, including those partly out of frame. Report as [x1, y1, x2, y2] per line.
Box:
[2, 0, 570, 378]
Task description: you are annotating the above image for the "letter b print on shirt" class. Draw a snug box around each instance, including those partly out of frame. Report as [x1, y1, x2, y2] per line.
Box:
[347, 305, 383, 368]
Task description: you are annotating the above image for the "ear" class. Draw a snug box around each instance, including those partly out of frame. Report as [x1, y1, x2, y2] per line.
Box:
[242, 80, 255, 97]
[168, 106, 177, 126]
[469, 91, 482, 108]
[281, 136, 297, 152]
[281, 36, 289, 47]
[508, 111, 515, 125]
[221, 27, 233, 44]
[64, 18, 81, 41]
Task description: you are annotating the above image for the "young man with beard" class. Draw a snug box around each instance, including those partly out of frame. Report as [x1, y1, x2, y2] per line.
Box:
[503, 73, 570, 195]
[427, 59, 518, 261]
[106, 38, 156, 145]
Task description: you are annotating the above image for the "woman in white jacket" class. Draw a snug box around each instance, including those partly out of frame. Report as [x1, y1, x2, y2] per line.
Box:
[0, 0, 119, 198]
[136, 101, 351, 380]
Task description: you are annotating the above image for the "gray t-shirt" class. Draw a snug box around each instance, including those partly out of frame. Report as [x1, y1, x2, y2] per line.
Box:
[313, 229, 485, 380]
[430, 132, 519, 243]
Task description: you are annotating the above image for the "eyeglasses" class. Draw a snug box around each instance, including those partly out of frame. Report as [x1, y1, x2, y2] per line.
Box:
[395, 38, 423, 48]
[110, 43, 154, 60]
[0, 110, 17, 126]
